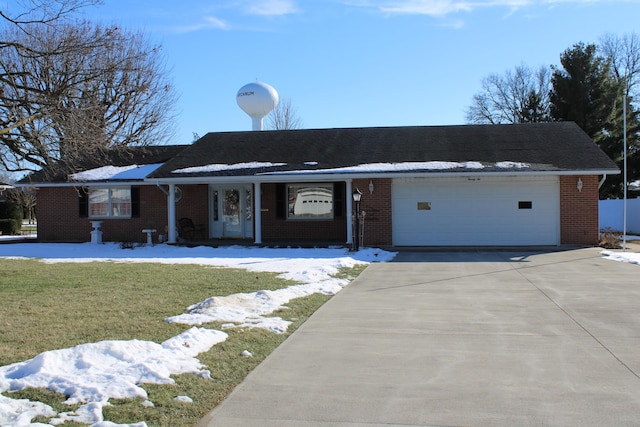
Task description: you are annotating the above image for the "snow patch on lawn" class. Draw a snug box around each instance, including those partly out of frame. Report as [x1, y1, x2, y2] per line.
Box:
[0, 243, 395, 426]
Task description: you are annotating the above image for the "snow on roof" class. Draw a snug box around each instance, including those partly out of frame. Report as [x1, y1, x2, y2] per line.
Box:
[172, 162, 286, 174]
[496, 161, 529, 169]
[170, 161, 533, 176]
[70, 163, 164, 181]
[261, 161, 530, 175]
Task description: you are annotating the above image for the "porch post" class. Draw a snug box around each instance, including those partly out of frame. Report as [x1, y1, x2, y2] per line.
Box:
[346, 179, 353, 245]
[168, 184, 177, 243]
[254, 182, 262, 244]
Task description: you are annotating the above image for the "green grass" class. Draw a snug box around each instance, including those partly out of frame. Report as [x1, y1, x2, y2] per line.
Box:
[0, 259, 366, 426]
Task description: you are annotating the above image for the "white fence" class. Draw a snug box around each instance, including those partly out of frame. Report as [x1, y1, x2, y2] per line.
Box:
[599, 197, 640, 234]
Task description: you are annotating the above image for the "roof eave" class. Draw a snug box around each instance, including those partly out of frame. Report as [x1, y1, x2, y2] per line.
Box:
[16, 179, 151, 188]
[147, 168, 621, 184]
[17, 168, 620, 187]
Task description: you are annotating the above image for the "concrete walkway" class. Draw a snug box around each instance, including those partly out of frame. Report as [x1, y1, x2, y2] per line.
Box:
[198, 248, 640, 426]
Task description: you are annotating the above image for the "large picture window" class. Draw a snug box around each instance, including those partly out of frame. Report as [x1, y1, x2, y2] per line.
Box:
[89, 187, 132, 218]
[287, 184, 334, 220]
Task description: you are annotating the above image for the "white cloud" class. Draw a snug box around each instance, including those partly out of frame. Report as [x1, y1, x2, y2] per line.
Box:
[173, 15, 230, 33]
[381, 0, 475, 15]
[204, 16, 231, 29]
[244, 0, 300, 15]
[352, 0, 614, 17]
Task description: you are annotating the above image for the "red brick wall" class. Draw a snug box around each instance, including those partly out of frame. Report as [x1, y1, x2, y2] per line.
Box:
[560, 175, 599, 245]
[175, 185, 209, 238]
[37, 187, 92, 242]
[352, 178, 393, 246]
[260, 183, 347, 243]
[36, 184, 211, 243]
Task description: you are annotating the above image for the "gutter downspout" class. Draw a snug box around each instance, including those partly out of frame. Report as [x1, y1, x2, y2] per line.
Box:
[598, 174, 607, 189]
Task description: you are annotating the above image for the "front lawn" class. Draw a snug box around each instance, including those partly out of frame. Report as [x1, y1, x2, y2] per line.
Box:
[0, 259, 364, 426]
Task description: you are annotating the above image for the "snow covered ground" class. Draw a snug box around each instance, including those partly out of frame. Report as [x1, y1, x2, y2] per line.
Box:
[0, 243, 395, 427]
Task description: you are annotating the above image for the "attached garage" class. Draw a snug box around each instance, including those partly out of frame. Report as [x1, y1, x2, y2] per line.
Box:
[392, 176, 560, 246]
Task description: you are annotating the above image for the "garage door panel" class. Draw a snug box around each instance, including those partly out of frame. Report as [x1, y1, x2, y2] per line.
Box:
[392, 177, 559, 246]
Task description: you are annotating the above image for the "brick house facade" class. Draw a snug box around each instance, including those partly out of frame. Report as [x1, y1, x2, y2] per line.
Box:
[36, 174, 603, 246]
[24, 123, 618, 247]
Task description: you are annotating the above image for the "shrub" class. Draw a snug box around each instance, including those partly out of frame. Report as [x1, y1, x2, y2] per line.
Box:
[0, 218, 21, 235]
[0, 198, 23, 221]
[599, 227, 621, 249]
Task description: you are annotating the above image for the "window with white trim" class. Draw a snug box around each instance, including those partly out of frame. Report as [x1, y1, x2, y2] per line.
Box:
[89, 187, 132, 218]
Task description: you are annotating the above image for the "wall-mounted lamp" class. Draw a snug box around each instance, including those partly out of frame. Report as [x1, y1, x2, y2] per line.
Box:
[577, 177, 583, 193]
[369, 180, 374, 194]
[352, 187, 362, 203]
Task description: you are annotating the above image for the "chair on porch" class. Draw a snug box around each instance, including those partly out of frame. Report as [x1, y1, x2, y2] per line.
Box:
[178, 217, 206, 240]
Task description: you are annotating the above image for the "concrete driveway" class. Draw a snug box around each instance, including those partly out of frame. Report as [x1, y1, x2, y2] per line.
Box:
[198, 248, 640, 426]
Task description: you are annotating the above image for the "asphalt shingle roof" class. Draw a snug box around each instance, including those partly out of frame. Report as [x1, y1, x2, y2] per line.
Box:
[21, 123, 619, 183]
[20, 145, 189, 184]
[148, 122, 619, 179]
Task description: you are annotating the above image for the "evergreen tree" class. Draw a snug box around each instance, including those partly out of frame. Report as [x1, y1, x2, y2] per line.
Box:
[550, 43, 617, 138]
[549, 43, 638, 198]
[597, 90, 640, 198]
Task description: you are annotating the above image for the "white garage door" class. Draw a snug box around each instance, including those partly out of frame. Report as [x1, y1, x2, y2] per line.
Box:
[392, 176, 560, 246]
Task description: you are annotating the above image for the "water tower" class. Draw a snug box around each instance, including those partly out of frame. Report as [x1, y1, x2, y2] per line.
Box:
[236, 81, 279, 131]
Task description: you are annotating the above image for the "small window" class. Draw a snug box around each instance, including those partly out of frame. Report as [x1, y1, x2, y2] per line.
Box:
[518, 201, 532, 209]
[287, 184, 334, 220]
[89, 187, 132, 218]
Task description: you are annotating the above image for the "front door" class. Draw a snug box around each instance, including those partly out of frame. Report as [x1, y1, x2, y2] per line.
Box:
[210, 185, 253, 239]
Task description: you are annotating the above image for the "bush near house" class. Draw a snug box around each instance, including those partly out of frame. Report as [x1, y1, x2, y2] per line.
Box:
[0, 197, 22, 235]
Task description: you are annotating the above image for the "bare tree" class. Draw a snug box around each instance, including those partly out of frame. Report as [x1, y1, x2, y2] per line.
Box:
[7, 188, 37, 223]
[1, 0, 100, 27]
[466, 64, 551, 124]
[0, 0, 101, 137]
[600, 33, 640, 101]
[0, 20, 177, 175]
[1, 0, 101, 50]
[267, 97, 303, 130]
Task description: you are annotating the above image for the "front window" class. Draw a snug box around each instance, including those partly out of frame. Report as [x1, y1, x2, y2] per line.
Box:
[287, 184, 334, 220]
[89, 187, 132, 218]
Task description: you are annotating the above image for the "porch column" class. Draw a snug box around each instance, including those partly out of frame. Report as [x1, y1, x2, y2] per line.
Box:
[346, 179, 353, 245]
[254, 182, 262, 244]
[168, 183, 177, 243]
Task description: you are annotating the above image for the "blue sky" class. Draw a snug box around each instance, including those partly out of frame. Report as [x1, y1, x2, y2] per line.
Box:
[84, 0, 640, 144]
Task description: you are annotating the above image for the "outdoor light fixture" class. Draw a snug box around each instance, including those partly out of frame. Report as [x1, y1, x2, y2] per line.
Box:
[352, 187, 362, 203]
[369, 180, 375, 194]
[577, 177, 583, 193]
[352, 188, 363, 251]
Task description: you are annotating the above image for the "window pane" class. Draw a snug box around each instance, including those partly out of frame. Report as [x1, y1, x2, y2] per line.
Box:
[89, 189, 109, 217]
[246, 189, 252, 221]
[518, 201, 532, 209]
[213, 190, 219, 221]
[288, 184, 333, 219]
[111, 188, 131, 217]
[88, 187, 131, 218]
